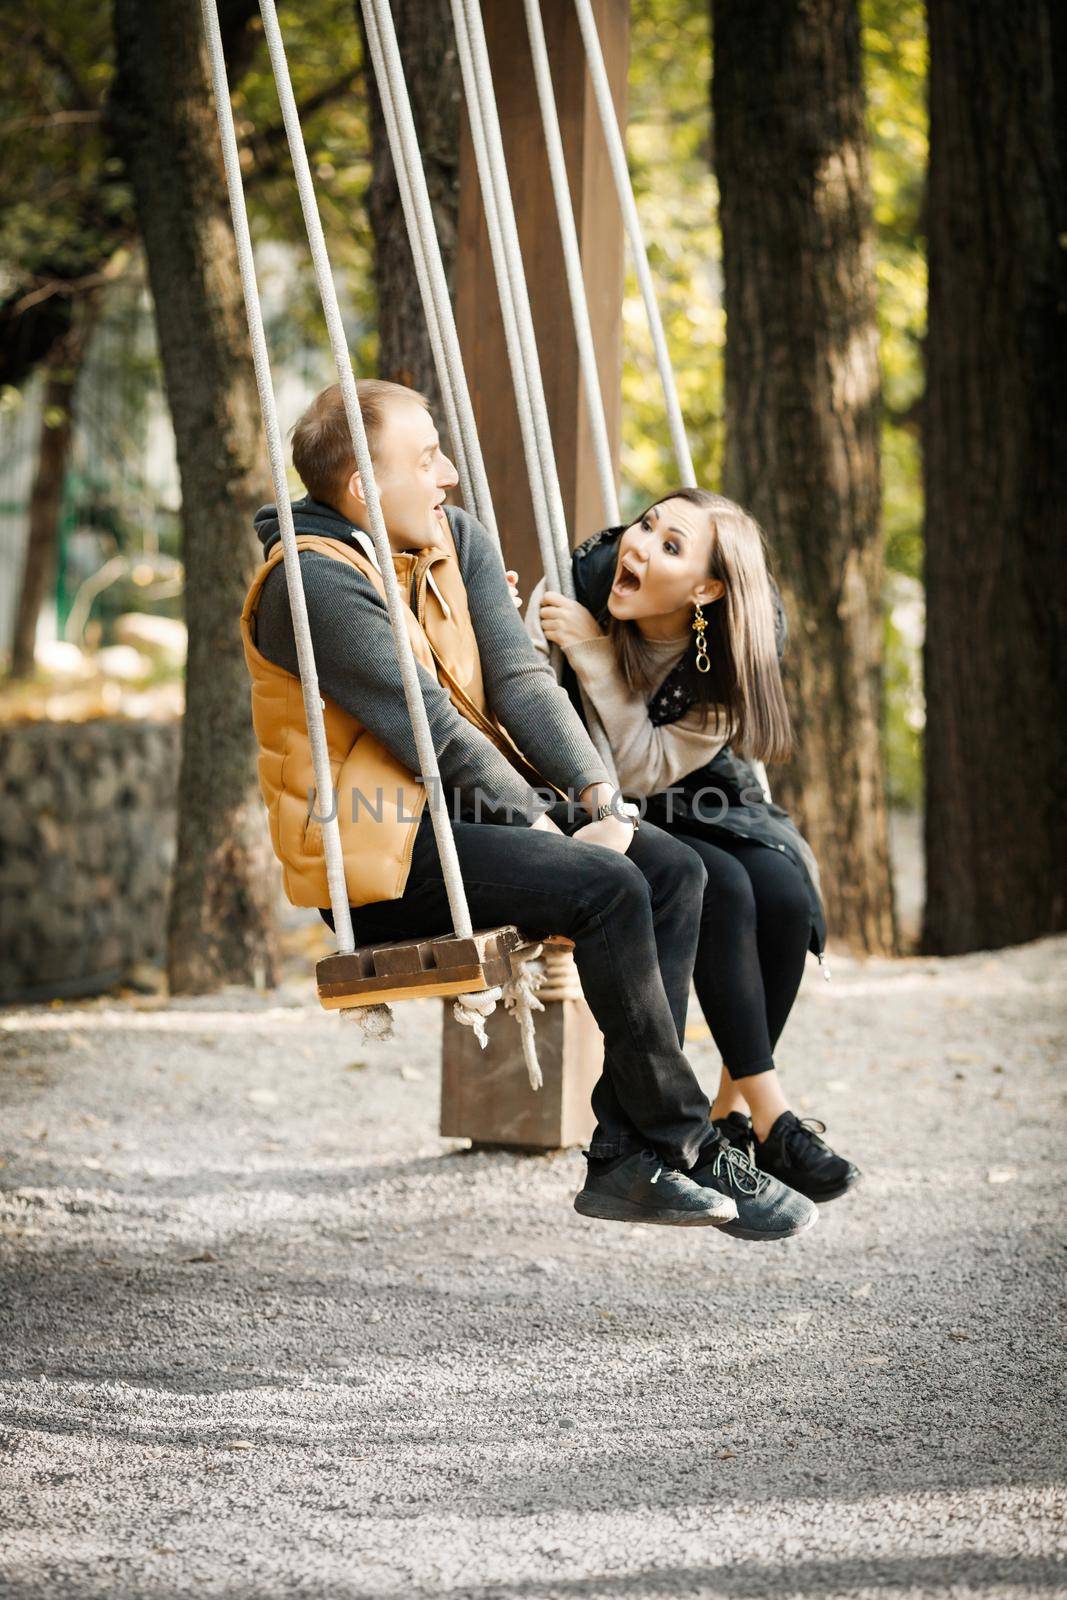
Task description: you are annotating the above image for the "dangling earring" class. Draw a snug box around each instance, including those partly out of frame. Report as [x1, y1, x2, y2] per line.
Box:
[692, 602, 711, 673]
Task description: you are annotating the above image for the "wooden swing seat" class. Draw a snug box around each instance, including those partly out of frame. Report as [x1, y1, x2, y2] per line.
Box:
[315, 927, 575, 1011]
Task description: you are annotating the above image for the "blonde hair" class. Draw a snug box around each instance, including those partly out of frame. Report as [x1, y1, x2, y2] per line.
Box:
[607, 488, 794, 766]
[290, 378, 429, 506]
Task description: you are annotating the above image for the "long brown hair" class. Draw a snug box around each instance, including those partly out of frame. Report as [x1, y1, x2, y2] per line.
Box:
[605, 488, 794, 765]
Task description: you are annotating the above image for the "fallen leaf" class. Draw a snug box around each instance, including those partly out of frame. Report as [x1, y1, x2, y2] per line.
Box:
[398, 1066, 424, 1082]
[184, 1249, 219, 1264]
[850, 1282, 873, 1299]
[986, 1168, 1016, 1184]
[221, 1440, 254, 1451]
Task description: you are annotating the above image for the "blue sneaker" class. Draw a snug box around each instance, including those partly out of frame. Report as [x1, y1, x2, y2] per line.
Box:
[574, 1149, 738, 1228]
[690, 1130, 818, 1241]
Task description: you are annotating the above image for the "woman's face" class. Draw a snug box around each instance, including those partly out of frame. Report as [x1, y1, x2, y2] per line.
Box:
[606, 496, 721, 624]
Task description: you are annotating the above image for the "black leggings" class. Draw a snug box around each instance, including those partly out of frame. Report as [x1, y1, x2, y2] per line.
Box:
[664, 827, 813, 1079]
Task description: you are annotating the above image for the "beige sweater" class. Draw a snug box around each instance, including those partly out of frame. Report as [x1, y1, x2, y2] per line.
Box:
[524, 576, 730, 796]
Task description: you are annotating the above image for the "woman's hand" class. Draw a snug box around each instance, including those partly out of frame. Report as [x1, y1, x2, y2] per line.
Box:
[539, 590, 603, 650]
[505, 569, 523, 609]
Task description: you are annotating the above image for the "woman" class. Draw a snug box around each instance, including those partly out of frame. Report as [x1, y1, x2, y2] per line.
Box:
[521, 488, 860, 1203]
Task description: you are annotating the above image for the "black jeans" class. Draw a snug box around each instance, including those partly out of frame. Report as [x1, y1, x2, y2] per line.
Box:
[662, 825, 813, 1079]
[323, 802, 719, 1169]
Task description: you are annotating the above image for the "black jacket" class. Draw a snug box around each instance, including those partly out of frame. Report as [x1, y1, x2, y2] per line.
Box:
[563, 525, 828, 963]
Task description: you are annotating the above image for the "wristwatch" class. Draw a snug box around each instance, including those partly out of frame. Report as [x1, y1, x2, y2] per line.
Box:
[594, 797, 640, 833]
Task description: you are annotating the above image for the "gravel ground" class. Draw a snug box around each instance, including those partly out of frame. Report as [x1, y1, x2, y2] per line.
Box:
[1, 934, 1065, 1599]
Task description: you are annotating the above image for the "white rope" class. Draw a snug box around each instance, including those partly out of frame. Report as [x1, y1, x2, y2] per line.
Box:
[453, 953, 546, 1091]
[361, 0, 499, 544]
[572, 0, 696, 487]
[346, 1002, 395, 1040]
[451, 985, 499, 1049]
[451, 0, 572, 595]
[199, 0, 354, 955]
[522, 0, 620, 529]
[453, 0, 618, 783]
[503, 958, 546, 1091]
[255, 0, 479, 956]
[448, 0, 560, 594]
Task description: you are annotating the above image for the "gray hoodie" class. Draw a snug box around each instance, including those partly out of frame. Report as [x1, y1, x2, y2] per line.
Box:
[250, 496, 610, 823]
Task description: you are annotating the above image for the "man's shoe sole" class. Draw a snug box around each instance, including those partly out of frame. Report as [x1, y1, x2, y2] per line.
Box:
[715, 1209, 819, 1242]
[573, 1192, 736, 1227]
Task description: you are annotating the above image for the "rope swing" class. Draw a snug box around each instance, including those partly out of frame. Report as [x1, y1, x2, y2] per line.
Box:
[200, 0, 748, 1079]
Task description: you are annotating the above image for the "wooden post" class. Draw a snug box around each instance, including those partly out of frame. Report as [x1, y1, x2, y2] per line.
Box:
[445, 0, 628, 1150]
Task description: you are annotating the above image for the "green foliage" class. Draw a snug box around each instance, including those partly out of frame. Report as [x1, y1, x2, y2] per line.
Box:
[0, 2, 125, 302]
[624, 0, 720, 515]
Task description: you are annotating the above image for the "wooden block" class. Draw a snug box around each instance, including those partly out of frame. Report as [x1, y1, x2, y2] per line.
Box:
[440, 992, 603, 1150]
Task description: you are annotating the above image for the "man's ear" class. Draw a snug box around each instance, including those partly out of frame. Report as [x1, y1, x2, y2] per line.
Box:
[345, 468, 366, 510]
[693, 578, 725, 605]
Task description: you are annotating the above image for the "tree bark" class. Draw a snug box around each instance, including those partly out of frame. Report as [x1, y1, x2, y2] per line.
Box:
[922, 2, 1067, 953]
[358, 0, 460, 426]
[110, 0, 279, 994]
[8, 319, 91, 679]
[711, 0, 895, 955]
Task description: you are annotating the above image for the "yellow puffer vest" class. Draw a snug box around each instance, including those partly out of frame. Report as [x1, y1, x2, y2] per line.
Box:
[240, 522, 550, 909]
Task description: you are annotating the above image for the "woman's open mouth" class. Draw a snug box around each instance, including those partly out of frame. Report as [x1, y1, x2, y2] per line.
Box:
[612, 558, 642, 596]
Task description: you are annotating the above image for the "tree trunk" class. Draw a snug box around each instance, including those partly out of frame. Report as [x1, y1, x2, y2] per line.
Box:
[110, 0, 279, 994]
[9, 323, 89, 678]
[922, 1, 1067, 954]
[711, 0, 895, 955]
[359, 0, 460, 427]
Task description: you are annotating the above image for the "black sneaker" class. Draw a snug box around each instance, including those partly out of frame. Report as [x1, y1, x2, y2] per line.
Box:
[751, 1110, 861, 1203]
[573, 1149, 738, 1228]
[712, 1111, 757, 1157]
[690, 1130, 818, 1241]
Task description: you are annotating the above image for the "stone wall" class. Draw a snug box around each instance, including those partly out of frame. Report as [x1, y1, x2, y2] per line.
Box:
[0, 719, 180, 1003]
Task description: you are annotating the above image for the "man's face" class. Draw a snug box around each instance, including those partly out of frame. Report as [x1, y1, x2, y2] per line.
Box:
[351, 400, 459, 552]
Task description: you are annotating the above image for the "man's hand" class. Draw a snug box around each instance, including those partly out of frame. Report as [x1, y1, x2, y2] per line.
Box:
[539, 591, 602, 650]
[505, 569, 523, 609]
[570, 816, 634, 855]
[572, 781, 635, 855]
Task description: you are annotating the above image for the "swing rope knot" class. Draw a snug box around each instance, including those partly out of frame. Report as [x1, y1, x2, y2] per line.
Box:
[452, 985, 502, 1049]
[452, 944, 547, 1090]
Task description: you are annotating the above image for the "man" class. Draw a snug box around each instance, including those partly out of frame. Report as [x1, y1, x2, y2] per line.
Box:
[241, 378, 816, 1241]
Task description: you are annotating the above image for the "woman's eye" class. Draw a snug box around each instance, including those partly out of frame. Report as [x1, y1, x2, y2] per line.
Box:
[663, 540, 679, 555]
[640, 518, 652, 532]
